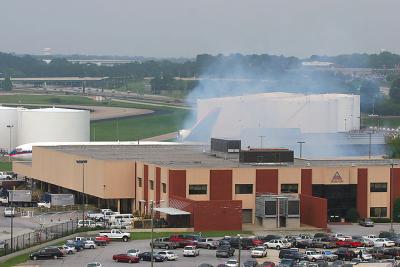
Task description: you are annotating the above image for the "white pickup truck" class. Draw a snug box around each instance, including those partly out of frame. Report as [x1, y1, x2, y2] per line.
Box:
[0, 172, 12, 180]
[87, 209, 119, 221]
[98, 229, 130, 242]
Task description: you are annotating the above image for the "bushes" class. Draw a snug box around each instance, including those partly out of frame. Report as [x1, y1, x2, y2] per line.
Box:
[370, 218, 391, 223]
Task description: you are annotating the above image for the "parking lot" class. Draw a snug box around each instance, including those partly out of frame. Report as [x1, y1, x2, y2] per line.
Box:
[22, 238, 278, 267]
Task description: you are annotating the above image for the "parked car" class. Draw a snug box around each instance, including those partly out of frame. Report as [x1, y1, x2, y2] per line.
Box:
[150, 237, 178, 249]
[65, 240, 84, 251]
[352, 236, 374, 247]
[138, 252, 166, 262]
[228, 237, 254, 250]
[279, 249, 307, 261]
[57, 245, 75, 254]
[335, 239, 363, 248]
[85, 237, 107, 246]
[225, 259, 239, 267]
[216, 245, 235, 258]
[314, 233, 329, 239]
[169, 234, 198, 248]
[83, 240, 97, 249]
[312, 238, 336, 249]
[359, 218, 374, 227]
[318, 250, 338, 262]
[112, 253, 140, 263]
[293, 239, 313, 249]
[183, 245, 200, 257]
[265, 239, 291, 250]
[127, 249, 140, 257]
[157, 250, 178, 261]
[98, 229, 130, 242]
[383, 247, 400, 259]
[197, 238, 219, 249]
[243, 259, 259, 267]
[305, 250, 324, 262]
[4, 207, 15, 217]
[86, 262, 102, 267]
[334, 248, 357, 261]
[378, 232, 400, 246]
[262, 235, 282, 242]
[373, 238, 396, 247]
[259, 261, 276, 267]
[251, 246, 268, 258]
[277, 258, 296, 267]
[30, 247, 64, 260]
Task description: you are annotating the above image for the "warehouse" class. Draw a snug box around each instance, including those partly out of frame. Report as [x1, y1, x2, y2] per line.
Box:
[12, 140, 400, 231]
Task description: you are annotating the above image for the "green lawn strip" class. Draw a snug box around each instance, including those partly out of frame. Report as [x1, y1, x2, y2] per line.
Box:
[1, 252, 31, 267]
[0, 161, 12, 171]
[91, 109, 188, 141]
[131, 231, 253, 240]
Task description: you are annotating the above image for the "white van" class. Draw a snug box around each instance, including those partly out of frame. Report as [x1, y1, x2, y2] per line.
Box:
[78, 219, 102, 228]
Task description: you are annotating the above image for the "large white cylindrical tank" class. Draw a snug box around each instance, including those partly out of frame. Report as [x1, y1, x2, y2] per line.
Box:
[17, 108, 90, 145]
[0, 107, 21, 152]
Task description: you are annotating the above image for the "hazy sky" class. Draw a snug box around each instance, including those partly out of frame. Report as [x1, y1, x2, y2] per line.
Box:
[1, 0, 399, 58]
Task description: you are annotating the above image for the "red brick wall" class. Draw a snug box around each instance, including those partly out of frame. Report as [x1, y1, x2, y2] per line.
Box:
[168, 170, 186, 198]
[301, 169, 312, 195]
[300, 194, 327, 229]
[144, 165, 149, 210]
[193, 200, 242, 231]
[256, 169, 278, 194]
[210, 170, 232, 200]
[390, 168, 400, 219]
[357, 168, 368, 218]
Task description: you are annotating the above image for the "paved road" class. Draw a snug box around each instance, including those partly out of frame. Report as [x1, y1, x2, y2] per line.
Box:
[22, 238, 277, 267]
[329, 223, 400, 235]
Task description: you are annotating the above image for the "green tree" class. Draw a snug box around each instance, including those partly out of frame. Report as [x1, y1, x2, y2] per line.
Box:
[2, 77, 12, 91]
[388, 136, 400, 158]
[394, 197, 400, 223]
[389, 77, 400, 102]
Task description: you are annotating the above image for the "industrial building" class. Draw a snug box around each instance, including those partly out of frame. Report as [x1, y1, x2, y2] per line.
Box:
[0, 107, 90, 152]
[12, 139, 400, 231]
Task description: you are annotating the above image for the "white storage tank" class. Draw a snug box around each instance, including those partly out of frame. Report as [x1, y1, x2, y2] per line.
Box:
[0, 107, 22, 152]
[17, 107, 90, 145]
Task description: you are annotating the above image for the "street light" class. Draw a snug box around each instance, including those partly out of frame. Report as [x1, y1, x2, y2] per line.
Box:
[390, 159, 398, 233]
[297, 141, 305, 159]
[139, 199, 164, 267]
[237, 234, 241, 267]
[6, 125, 14, 162]
[76, 159, 88, 227]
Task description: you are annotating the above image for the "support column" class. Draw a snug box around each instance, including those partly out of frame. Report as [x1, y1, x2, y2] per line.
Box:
[117, 199, 121, 212]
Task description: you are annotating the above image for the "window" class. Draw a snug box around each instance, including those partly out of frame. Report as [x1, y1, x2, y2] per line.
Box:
[281, 184, 298, 193]
[137, 178, 142, 187]
[149, 180, 154, 190]
[235, 184, 253, 194]
[370, 183, 387, 192]
[189, 184, 207, 195]
[370, 207, 387, 218]
[162, 183, 167, 193]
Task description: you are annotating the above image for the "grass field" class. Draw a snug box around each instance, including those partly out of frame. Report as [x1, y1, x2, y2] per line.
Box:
[0, 94, 190, 141]
[0, 161, 12, 171]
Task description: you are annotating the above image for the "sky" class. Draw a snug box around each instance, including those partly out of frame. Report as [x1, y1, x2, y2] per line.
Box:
[1, 0, 399, 58]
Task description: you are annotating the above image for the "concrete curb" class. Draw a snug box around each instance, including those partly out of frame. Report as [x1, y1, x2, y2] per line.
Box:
[0, 230, 101, 263]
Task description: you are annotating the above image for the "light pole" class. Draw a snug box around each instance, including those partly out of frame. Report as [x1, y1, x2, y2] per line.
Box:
[76, 159, 88, 227]
[237, 234, 241, 267]
[139, 199, 164, 267]
[258, 135, 266, 148]
[297, 141, 305, 159]
[368, 132, 372, 159]
[6, 125, 14, 162]
[10, 186, 15, 252]
[390, 160, 398, 233]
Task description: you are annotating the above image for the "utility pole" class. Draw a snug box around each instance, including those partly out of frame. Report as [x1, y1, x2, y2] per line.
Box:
[6, 125, 14, 162]
[76, 160, 88, 227]
[150, 201, 154, 267]
[237, 234, 241, 267]
[10, 185, 15, 252]
[258, 135, 266, 148]
[297, 141, 305, 159]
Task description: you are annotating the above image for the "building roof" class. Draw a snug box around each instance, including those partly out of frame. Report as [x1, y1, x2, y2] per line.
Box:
[39, 144, 400, 169]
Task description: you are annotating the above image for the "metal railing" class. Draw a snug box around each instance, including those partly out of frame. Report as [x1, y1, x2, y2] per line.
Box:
[0, 220, 78, 257]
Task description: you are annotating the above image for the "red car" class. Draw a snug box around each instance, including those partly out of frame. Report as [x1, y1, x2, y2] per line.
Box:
[336, 239, 363, 248]
[251, 237, 264, 247]
[169, 235, 197, 248]
[96, 236, 111, 243]
[112, 254, 140, 263]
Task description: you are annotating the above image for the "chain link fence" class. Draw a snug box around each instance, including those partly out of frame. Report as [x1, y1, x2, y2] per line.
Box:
[0, 219, 78, 257]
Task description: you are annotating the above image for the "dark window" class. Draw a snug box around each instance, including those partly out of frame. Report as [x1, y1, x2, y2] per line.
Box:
[149, 180, 154, 190]
[137, 178, 142, 187]
[235, 184, 253, 194]
[189, 184, 207, 195]
[370, 183, 387, 192]
[370, 207, 387, 218]
[162, 183, 167, 193]
[288, 200, 300, 215]
[281, 184, 298, 193]
[265, 200, 277, 216]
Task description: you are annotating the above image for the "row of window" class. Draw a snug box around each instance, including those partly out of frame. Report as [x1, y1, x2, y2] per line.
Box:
[136, 179, 389, 195]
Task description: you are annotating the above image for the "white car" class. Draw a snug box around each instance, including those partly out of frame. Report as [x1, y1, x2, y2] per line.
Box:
[373, 238, 395, 247]
[264, 239, 291, 250]
[251, 246, 268, 258]
[127, 248, 140, 257]
[225, 259, 239, 267]
[183, 246, 200, 257]
[4, 207, 15, 217]
[158, 250, 178, 261]
[84, 240, 97, 249]
[305, 250, 324, 261]
[58, 244, 76, 254]
[333, 233, 351, 241]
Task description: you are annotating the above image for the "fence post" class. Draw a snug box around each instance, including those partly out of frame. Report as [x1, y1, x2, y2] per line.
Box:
[22, 233, 25, 249]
